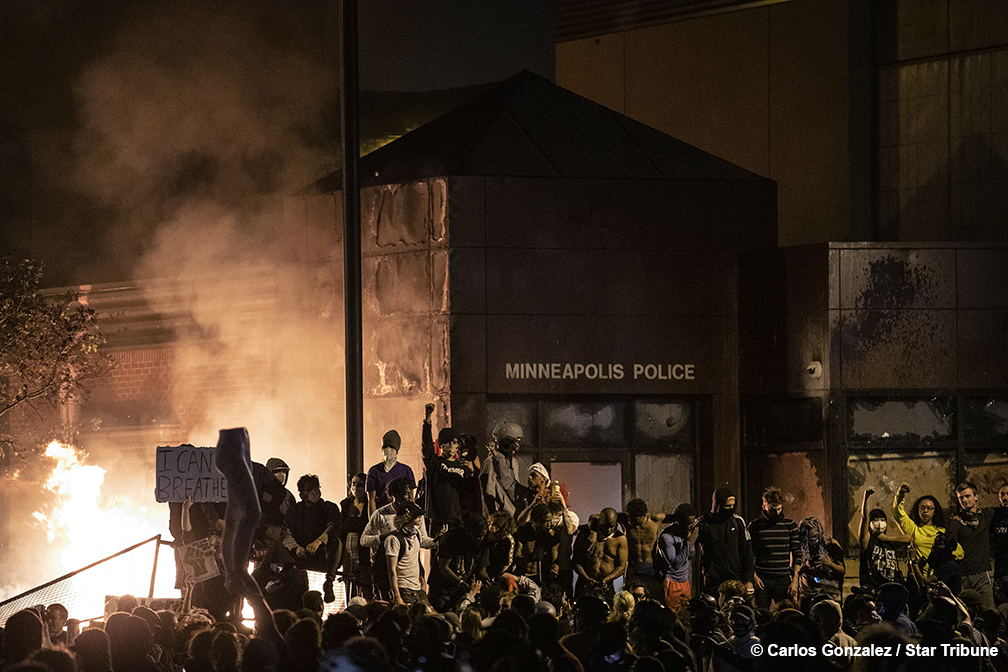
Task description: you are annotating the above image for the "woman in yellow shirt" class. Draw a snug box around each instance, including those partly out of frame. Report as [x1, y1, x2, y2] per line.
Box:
[892, 482, 964, 572]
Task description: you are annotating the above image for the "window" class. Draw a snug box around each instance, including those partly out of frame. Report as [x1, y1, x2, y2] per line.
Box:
[634, 401, 694, 450]
[962, 397, 1008, 445]
[847, 397, 954, 443]
[541, 401, 625, 445]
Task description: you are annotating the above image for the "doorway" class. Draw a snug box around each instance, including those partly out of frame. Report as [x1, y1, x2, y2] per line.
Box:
[549, 460, 623, 522]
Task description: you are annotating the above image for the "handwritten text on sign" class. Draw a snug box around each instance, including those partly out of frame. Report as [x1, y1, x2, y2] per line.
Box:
[154, 445, 228, 503]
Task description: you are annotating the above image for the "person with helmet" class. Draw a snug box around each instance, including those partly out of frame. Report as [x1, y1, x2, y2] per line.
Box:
[480, 421, 531, 515]
[258, 457, 296, 549]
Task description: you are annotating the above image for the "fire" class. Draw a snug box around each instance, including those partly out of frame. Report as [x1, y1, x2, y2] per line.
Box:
[28, 441, 177, 616]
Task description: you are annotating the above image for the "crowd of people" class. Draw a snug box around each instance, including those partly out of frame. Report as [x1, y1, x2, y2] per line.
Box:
[4, 411, 1008, 672]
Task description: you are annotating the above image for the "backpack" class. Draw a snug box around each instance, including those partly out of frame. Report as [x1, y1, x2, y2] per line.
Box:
[652, 524, 675, 580]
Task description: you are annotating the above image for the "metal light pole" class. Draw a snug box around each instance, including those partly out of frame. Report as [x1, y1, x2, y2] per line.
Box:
[340, 0, 364, 480]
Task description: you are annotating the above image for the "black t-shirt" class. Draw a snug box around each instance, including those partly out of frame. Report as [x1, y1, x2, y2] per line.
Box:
[339, 496, 368, 538]
[860, 535, 903, 589]
[422, 421, 475, 524]
[992, 507, 1008, 579]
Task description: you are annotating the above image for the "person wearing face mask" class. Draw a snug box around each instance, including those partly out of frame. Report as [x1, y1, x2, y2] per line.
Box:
[696, 487, 755, 600]
[747, 486, 801, 610]
[283, 474, 343, 602]
[796, 516, 845, 611]
[366, 429, 416, 515]
[859, 486, 912, 592]
[480, 421, 530, 515]
[422, 403, 476, 536]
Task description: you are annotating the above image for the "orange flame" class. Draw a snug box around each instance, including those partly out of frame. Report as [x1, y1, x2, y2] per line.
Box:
[31, 441, 177, 609]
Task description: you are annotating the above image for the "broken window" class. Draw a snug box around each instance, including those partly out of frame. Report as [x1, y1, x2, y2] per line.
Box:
[847, 397, 954, 443]
[634, 401, 694, 451]
[541, 401, 625, 445]
[962, 397, 1008, 444]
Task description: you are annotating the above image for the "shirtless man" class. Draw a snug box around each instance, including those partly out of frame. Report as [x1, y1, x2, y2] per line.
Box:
[573, 507, 628, 602]
[623, 498, 666, 599]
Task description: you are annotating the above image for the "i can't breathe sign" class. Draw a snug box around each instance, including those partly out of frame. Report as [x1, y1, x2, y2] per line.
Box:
[155, 445, 229, 503]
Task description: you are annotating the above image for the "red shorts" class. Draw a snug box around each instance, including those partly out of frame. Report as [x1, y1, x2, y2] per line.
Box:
[664, 578, 691, 612]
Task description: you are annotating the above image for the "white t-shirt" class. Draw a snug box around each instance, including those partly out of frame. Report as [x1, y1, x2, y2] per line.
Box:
[384, 528, 422, 590]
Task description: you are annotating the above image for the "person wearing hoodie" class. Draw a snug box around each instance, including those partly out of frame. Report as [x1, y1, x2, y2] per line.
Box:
[366, 429, 415, 515]
[875, 582, 918, 637]
[654, 503, 698, 612]
[422, 403, 476, 536]
[257, 458, 296, 551]
[710, 604, 759, 672]
[810, 599, 856, 668]
[480, 420, 530, 516]
[695, 487, 755, 599]
[251, 543, 310, 613]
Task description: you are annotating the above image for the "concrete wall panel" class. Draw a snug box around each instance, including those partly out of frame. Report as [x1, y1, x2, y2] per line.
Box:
[448, 247, 486, 314]
[958, 310, 1008, 387]
[361, 180, 446, 254]
[708, 181, 778, 250]
[484, 177, 714, 251]
[363, 251, 432, 318]
[449, 314, 486, 394]
[958, 249, 1008, 309]
[839, 309, 956, 388]
[446, 177, 486, 247]
[839, 248, 956, 310]
[485, 248, 714, 316]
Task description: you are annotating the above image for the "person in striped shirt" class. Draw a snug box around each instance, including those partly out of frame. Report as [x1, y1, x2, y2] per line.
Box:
[747, 486, 801, 610]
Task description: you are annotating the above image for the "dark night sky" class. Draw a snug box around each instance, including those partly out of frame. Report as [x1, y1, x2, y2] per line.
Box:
[0, 0, 554, 287]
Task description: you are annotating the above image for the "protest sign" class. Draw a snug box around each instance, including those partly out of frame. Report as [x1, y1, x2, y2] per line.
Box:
[154, 445, 229, 503]
[175, 536, 222, 584]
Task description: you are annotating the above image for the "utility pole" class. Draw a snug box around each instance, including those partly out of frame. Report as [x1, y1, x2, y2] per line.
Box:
[340, 0, 364, 480]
